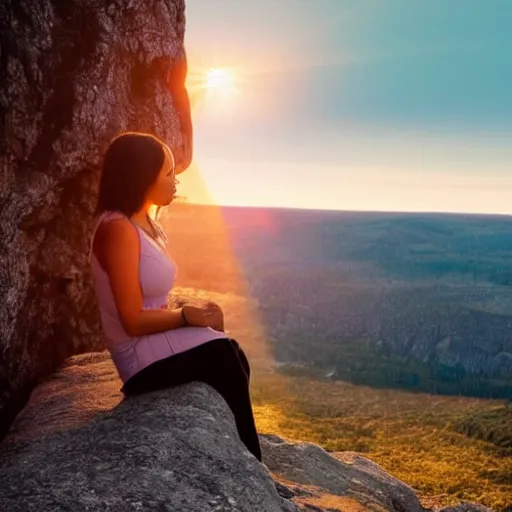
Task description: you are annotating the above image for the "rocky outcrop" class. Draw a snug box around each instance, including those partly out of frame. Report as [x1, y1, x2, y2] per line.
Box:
[262, 434, 426, 512]
[0, 352, 296, 512]
[0, 351, 494, 512]
[263, 438, 495, 512]
[0, 0, 192, 441]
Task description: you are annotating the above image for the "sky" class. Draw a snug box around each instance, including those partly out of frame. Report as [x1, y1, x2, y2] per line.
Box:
[179, 0, 512, 214]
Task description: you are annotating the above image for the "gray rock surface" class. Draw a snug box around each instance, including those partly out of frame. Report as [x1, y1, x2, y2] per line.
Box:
[263, 436, 496, 512]
[0, 353, 296, 512]
[0, 351, 495, 512]
[261, 433, 426, 512]
[0, 0, 192, 441]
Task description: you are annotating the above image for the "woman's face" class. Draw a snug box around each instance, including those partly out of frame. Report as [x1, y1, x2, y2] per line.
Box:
[146, 146, 178, 206]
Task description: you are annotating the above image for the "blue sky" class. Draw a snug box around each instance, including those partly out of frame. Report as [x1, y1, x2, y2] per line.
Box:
[180, 0, 512, 213]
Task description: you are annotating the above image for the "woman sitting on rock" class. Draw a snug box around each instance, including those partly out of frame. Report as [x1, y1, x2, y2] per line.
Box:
[89, 131, 262, 462]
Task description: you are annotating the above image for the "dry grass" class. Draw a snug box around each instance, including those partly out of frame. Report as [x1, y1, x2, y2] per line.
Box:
[251, 372, 512, 511]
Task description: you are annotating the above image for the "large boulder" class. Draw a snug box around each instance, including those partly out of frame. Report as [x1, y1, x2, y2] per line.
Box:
[0, 0, 192, 441]
[0, 351, 495, 512]
[0, 352, 296, 512]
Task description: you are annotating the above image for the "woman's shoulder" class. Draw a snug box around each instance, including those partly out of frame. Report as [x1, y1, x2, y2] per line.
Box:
[100, 210, 128, 223]
[97, 213, 136, 237]
[94, 212, 138, 258]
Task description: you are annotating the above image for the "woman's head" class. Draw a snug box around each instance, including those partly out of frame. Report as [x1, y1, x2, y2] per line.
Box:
[96, 132, 178, 216]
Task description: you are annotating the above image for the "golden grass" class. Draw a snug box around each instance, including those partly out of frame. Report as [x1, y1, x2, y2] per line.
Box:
[251, 372, 512, 511]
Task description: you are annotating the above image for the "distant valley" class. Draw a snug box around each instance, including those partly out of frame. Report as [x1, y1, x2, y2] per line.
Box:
[164, 204, 512, 398]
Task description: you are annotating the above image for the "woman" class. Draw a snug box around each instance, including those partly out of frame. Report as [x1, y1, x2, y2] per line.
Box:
[89, 131, 262, 462]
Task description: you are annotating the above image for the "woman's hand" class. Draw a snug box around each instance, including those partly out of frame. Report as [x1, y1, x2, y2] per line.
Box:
[182, 302, 224, 332]
[206, 302, 224, 332]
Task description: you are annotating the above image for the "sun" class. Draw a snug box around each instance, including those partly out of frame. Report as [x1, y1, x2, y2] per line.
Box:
[205, 68, 233, 90]
[186, 65, 242, 107]
[205, 68, 235, 93]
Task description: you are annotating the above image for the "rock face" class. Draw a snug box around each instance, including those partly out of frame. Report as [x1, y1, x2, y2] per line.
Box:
[0, 352, 296, 512]
[263, 438, 495, 512]
[0, 0, 192, 441]
[261, 434, 426, 512]
[0, 351, 494, 512]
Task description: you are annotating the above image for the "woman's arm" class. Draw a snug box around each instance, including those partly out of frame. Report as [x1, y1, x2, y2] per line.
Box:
[94, 218, 218, 336]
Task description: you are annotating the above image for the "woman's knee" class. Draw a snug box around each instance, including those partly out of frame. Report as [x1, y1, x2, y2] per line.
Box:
[208, 338, 249, 378]
[228, 338, 239, 349]
[228, 339, 247, 358]
[228, 339, 251, 378]
[206, 338, 243, 365]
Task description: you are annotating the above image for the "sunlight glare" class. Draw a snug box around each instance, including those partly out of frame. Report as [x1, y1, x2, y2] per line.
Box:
[187, 65, 241, 109]
[205, 68, 234, 91]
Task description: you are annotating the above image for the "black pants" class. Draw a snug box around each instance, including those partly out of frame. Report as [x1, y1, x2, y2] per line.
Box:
[121, 338, 262, 462]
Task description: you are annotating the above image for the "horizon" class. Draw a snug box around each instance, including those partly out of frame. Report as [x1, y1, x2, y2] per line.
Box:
[172, 198, 512, 219]
[180, 0, 512, 216]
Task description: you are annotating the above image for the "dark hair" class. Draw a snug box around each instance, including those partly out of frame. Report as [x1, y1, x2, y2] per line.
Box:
[96, 132, 166, 217]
